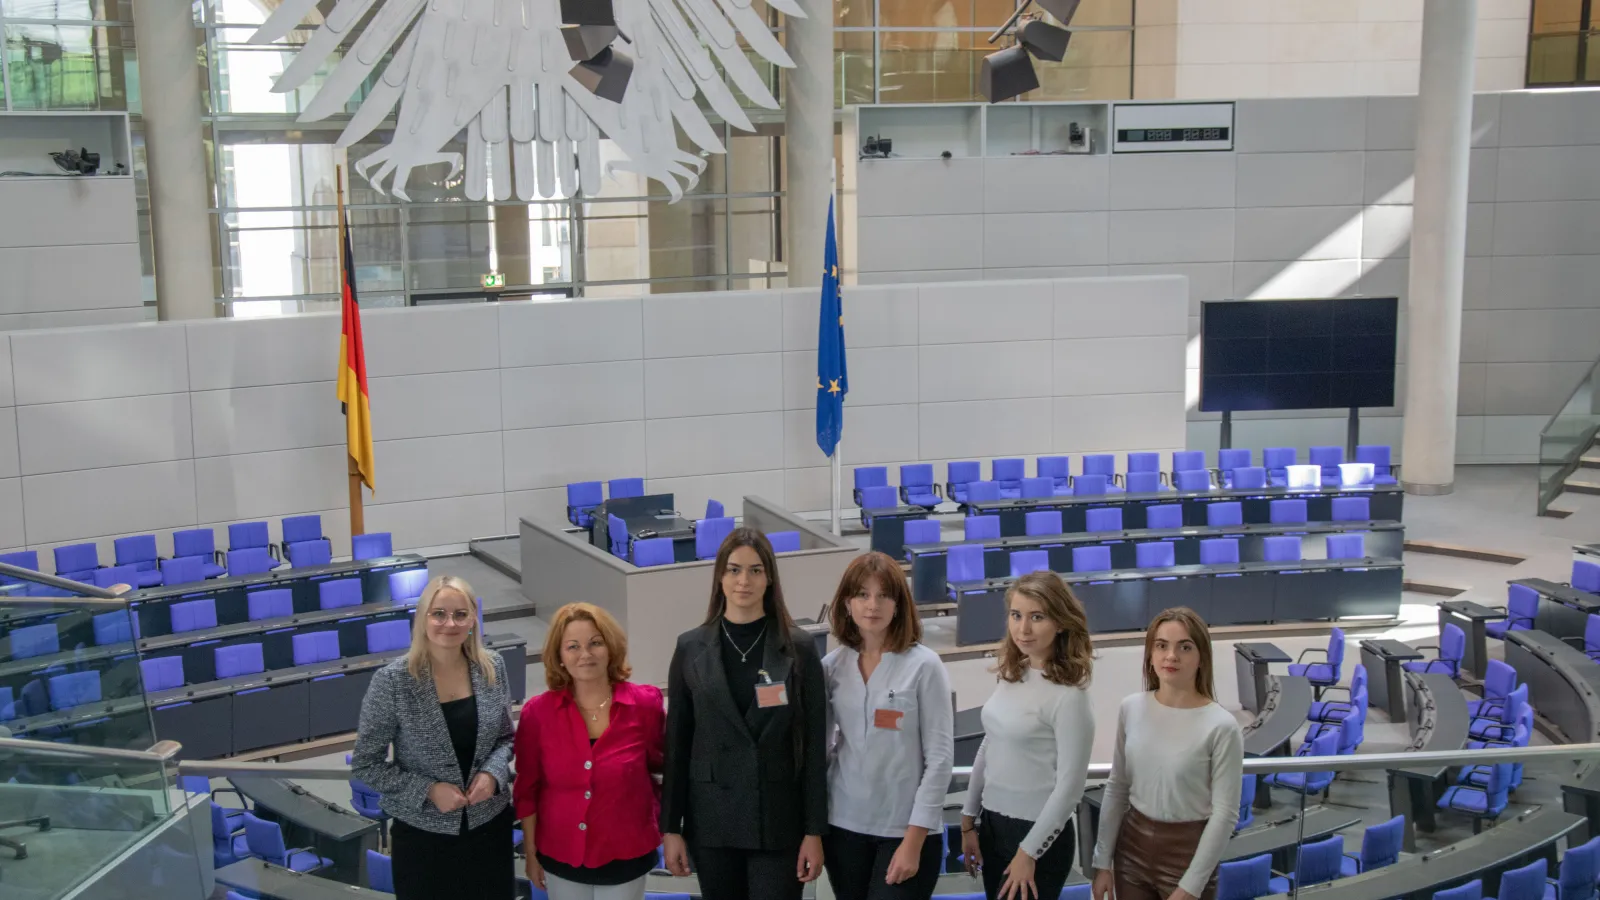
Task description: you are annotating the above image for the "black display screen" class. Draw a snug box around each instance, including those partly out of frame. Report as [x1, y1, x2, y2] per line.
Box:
[1116, 127, 1230, 142]
[1199, 297, 1399, 412]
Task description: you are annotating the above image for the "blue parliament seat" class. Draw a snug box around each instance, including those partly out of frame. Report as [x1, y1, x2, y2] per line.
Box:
[141, 656, 185, 691]
[280, 515, 326, 561]
[1175, 469, 1212, 491]
[1288, 626, 1342, 696]
[1232, 466, 1268, 490]
[1268, 499, 1308, 525]
[113, 535, 165, 588]
[1436, 881, 1483, 900]
[54, 542, 103, 582]
[1310, 664, 1367, 724]
[1326, 534, 1365, 560]
[1404, 622, 1465, 678]
[1488, 584, 1538, 640]
[946, 461, 982, 503]
[228, 548, 279, 577]
[1357, 444, 1398, 485]
[93, 564, 141, 590]
[160, 556, 206, 586]
[1073, 473, 1110, 496]
[992, 458, 1025, 499]
[1009, 550, 1049, 578]
[248, 588, 294, 621]
[853, 466, 889, 506]
[767, 531, 802, 553]
[1217, 853, 1271, 900]
[92, 610, 133, 646]
[1127, 452, 1160, 479]
[1339, 814, 1403, 875]
[11, 622, 60, 659]
[1082, 454, 1123, 492]
[367, 849, 394, 892]
[1146, 504, 1182, 529]
[1310, 446, 1345, 487]
[292, 631, 342, 666]
[229, 521, 276, 557]
[1265, 832, 1342, 892]
[1208, 501, 1244, 527]
[352, 532, 394, 561]
[1263, 447, 1296, 487]
[1021, 476, 1055, 499]
[900, 464, 941, 509]
[319, 578, 364, 610]
[1025, 510, 1063, 537]
[1135, 541, 1175, 569]
[695, 516, 736, 561]
[1171, 450, 1205, 481]
[243, 812, 332, 872]
[1438, 763, 1512, 833]
[965, 515, 1001, 541]
[608, 477, 645, 499]
[902, 520, 942, 554]
[366, 620, 410, 653]
[1218, 448, 1252, 486]
[1331, 496, 1371, 521]
[705, 499, 725, 519]
[172, 528, 227, 580]
[566, 481, 604, 527]
[1576, 559, 1600, 593]
[632, 537, 676, 567]
[1492, 859, 1546, 900]
[1036, 456, 1071, 494]
[1085, 507, 1122, 532]
[1126, 471, 1165, 493]
[48, 670, 102, 710]
[288, 539, 334, 568]
[171, 598, 219, 633]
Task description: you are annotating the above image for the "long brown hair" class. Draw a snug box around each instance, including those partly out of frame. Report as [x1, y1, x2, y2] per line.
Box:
[543, 602, 632, 691]
[703, 527, 799, 641]
[996, 571, 1093, 687]
[1142, 606, 1216, 700]
[829, 551, 922, 653]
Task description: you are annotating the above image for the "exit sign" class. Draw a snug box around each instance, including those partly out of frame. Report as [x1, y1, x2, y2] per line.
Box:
[482, 272, 505, 288]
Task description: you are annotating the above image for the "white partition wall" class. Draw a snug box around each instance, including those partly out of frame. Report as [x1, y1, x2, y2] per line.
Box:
[844, 91, 1600, 465]
[0, 275, 1187, 559]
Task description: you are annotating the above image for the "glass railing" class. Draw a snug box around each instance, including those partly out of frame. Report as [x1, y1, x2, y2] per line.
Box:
[1537, 355, 1600, 515]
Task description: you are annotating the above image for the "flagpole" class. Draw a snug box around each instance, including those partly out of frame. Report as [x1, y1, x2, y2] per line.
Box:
[337, 164, 366, 537]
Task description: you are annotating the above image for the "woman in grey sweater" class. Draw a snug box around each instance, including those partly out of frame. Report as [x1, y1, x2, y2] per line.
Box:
[352, 575, 516, 898]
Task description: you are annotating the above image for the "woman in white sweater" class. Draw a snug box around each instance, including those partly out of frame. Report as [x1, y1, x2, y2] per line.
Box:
[960, 572, 1095, 900]
[1091, 607, 1244, 900]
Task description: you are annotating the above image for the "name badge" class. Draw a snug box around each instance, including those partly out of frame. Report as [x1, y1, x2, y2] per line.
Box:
[873, 708, 904, 731]
[756, 683, 789, 708]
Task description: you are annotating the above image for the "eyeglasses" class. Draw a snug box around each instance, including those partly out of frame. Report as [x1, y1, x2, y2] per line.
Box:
[427, 609, 473, 625]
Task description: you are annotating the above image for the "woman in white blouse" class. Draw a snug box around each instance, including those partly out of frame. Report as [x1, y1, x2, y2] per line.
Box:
[1091, 607, 1244, 900]
[823, 551, 955, 900]
[960, 572, 1095, 900]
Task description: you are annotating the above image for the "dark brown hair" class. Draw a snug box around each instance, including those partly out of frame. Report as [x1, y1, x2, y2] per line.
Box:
[1142, 606, 1216, 700]
[829, 551, 922, 653]
[996, 571, 1093, 687]
[543, 602, 632, 691]
[703, 527, 798, 641]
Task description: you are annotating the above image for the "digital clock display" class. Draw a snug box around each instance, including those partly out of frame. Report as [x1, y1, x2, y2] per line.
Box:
[1117, 127, 1230, 143]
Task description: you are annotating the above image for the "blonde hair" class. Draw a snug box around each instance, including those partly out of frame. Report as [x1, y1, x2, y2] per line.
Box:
[543, 602, 632, 691]
[996, 571, 1093, 687]
[406, 575, 497, 685]
[1142, 607, 1216, 700]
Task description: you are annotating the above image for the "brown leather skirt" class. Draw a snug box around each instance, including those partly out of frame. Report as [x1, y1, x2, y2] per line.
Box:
[1112, 806, 1216, 900]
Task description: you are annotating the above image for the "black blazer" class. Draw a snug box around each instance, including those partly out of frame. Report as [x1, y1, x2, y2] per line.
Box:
[660, 619, 827, 851]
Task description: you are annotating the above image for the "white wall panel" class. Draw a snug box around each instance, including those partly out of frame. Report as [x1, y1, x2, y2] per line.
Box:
[987, 267, 1109, 280]
[502, 421, 646, 491]
[918, 398, 1054, 460]
[643, 291, 780, 358]
[1235, 206, 1363, 261]
[1053, 393, 1185, 452]
[1491, 201, 1600, 257]
[0, 478, 22, 548]
[982, 213, 1109, 269]
[1362, 205, 1413, 259]
[919, 280, 1052, 344]
[983, 157, 1110, 214]
[193, 446, 347, 523]
[783, 404, 919, 469]
[1234, 259, 1363, 299]
[1054, 276, 1188, 338]
[1363, 94, 1502, 151]
[190, 382, 342, 457]
[17, 394, 193, 475]
[783, 346, 919, 411]
[501, 362, 642, 429]
[0, 244, 142, 313]
[857, 216, 985, 273]
[645, 412, 783, 479]
[504, 487, 567, 531]
[22, 460, 197, 545]
[0, 408, 16, 479]
[0, 308, 152, 332]
[1481, 362, 1591, 416]
[919, 341, 1051, 403]
[783, 466, 833, 514]
[1054, 336, 1186, 396]
[644, 354, 782, 419]
[0, 336, 12, 407]
[1235, 97, 1367, 152]
[1479, 415, 1546, 461]
[841, 285, 919, 350]
[1107, 153, 1237, 211]
[1106, 263, 1234, 315]
[1109, 210, 1235, 264]
[497, 298, 643, 367]
[1497, 90, 1600, 147]
[858, 269, 984, 285]
[366, 494, 507, 551]
[1458, 363, 1487, 415]
[860, 158, 986, 216]
[0, 178, 137, 248]
[1487, 256, 1600, 309]
[1235, 152, 1365, 207]
[362, 305, 500, 377]
[369, 370, 503, 441]
[1497, 146, 1600, 203]
[185, 315, 338, 391]
[1482, 309, 1600, 363]
[648, 471, 787, 523]
[11, 324, 188, 404]
[368, 433, 504, 504]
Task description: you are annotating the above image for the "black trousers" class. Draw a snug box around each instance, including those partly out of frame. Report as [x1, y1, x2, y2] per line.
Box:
[691, 842, 804, 900]
[823, 825, 944, 900]
[976, 809, 1075, 900]
[390, 806, 515, 900]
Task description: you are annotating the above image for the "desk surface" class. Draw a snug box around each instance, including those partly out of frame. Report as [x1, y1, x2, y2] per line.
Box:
[1236, 642, 1291, 663]
[217, 859, 389, 900]
[231, 776, 377, 841]
[953, 556, 1402, 591]
[1398, 671, 1470, 778]
[1360, 638, 1422, 659]
[968, 483, 1404, 514]
[1225, 806, 1363, 862]
[129, 554, 428, 604]
[138, 598, 416, 653]
[1243, 675, 1313, 757]
[1439, 599, 1507, 620]
[1515, 578, 1600, 609]
[1506, 628, 1600, 742]
[1269, 808, 1584, 900]
[909, 520, 1403, 558]
[621, 513, 696, 540]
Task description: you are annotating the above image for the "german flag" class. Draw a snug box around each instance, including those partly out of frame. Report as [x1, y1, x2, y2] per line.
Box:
[336, 203, 375, 491]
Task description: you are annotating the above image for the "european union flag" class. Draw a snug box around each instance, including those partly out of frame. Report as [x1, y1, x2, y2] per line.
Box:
[815, 196, 848, 457]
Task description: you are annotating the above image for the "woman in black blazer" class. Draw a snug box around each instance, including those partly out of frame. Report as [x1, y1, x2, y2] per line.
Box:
[660, 527, 828, 900]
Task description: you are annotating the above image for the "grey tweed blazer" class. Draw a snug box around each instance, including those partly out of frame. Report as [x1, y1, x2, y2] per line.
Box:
[351, 652, 516, 835]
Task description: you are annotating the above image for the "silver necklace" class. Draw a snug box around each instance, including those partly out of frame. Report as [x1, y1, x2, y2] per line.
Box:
[721, 620, 766, 662]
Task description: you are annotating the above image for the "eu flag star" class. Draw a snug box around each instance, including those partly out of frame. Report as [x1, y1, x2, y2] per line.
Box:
[828, 379, 841, 395]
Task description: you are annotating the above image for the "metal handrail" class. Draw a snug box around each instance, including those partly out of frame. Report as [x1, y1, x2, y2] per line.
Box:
[0, 735, 177, 762]
[0, 562, 124, 601]
[1536, 352, 1600, 514]
[162, 742, 1600, 783]
[1539, 353, 1600, 440]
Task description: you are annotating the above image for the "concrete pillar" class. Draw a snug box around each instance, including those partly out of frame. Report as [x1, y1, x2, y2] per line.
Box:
[134, 0, 216, 320]
[784, 0, 835, 289]
[1400, 0, 1477, 496]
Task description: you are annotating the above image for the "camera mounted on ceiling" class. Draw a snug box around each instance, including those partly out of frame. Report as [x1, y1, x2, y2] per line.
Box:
[980, 0, 1081, 104]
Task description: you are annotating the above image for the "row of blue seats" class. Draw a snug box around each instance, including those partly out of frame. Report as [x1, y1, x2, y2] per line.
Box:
[565, 476, 649, 527]
[853, 445, 1399, 510]
[0, 519, 397, 594]
[621, 517, 802, 567]
[934, 496, 1376, 543]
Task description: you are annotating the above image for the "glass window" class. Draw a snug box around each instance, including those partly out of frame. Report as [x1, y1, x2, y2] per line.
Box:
[3, 23, 134, 109]
[1527, 0, 1597, 87]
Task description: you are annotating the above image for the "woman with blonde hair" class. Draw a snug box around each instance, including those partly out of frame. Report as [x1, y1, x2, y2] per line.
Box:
[959, 572, 1095, 900]
[1091, 607, 1242, 900]
[352, 575, 515, 899]
[514, 602, 666, 900]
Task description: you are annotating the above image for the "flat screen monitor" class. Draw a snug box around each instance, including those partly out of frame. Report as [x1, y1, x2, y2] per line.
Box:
[1199, 297, 1398, 412]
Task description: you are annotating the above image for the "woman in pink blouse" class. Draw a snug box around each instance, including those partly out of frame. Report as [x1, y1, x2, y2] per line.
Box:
[514, 602, 666, 900]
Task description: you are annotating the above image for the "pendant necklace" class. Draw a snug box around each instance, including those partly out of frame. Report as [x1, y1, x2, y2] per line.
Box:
[722, 620, 765, 662]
